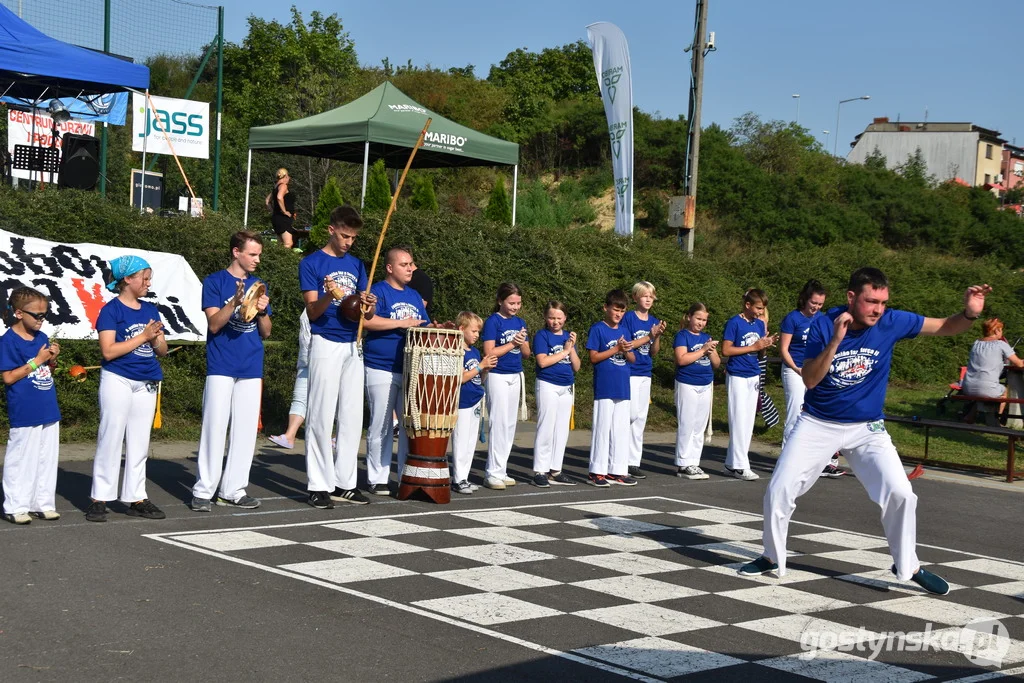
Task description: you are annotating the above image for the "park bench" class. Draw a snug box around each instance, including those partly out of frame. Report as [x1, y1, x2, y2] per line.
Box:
[885, 414, 1023, 483]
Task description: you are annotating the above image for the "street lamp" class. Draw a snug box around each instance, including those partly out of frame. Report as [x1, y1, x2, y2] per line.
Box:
[792, 94, 800, 125]
[834, 95, 870, 156]
[822, 130, 830, 150]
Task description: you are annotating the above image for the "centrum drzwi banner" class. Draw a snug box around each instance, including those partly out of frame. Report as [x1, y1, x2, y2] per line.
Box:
[587, 21, 634, 237]
[6, 108, 97, 183]
[0, 229, 207, 341]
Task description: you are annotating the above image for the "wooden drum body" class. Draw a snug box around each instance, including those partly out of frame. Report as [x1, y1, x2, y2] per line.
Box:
[398, 327, 464, 503]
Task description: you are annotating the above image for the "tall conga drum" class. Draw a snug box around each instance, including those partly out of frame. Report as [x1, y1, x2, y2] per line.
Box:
[398, 327, 464, 503]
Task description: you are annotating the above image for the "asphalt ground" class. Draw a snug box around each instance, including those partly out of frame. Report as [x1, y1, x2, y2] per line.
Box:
[1, 426, 1022, 682]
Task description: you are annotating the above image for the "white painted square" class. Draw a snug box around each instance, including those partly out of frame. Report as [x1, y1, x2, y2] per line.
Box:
[704, 562, 822, 585]
[792, 531, 889, 550]
[735, 614, 882, 645]
[571, 575, 704, 602]
[976, 580, 1024, 599]
[928, 624, 1024, 667]
[720, 585, 853, 614]
[756, 649, 932, 682]
[455, 510, 554, 527]
[321, 519, 436, 537]
[868, 596, 1009, 626]
[438, 543, 556, 565]
[571, 552, 694, 576]
[279, 557, 415, 583]
[446, 526, 555, 544]
[306, 537, 428, 557]
[680, 523, 764, 542]
[817, 549, 898, 570]
[567, 502, 662, 517]
[428, 565, 561, 592]
[413, 592, 561, 625]
[172, 531, 296, 552]
[567, 516, 671, 535]
[574, 636, 745, 677]
[569, 534, 680, 554]
[574, 603, 721, 636]
[670, 508, 762, 524]
[942, 559, 1024, 582]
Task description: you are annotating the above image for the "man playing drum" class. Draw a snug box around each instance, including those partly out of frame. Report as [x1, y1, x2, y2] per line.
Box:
[191, 231, 271, 512]
[362, 247, 428, 496]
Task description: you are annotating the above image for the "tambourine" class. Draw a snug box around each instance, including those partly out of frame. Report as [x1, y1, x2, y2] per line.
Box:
[239, 282, 266, 323]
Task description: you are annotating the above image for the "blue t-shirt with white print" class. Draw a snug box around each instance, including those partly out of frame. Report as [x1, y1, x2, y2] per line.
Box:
[202, 269, 270, 379]
[623, 311, 661, 378]
[298, 249, 367, 343]
[674, 329, 714, 386]
[0, 329, 60, 428]
[459, 346, 484, 409]
[803, 306, 924, 423]
[96, 298, 163, 381]
[363, 281, 428, 373]
[780, 308, 820, 369]
[482, 313, 526, 375]
[586, 321, 631, 400]
[534, 328, 574, 387]
[722, 314, 765, 378]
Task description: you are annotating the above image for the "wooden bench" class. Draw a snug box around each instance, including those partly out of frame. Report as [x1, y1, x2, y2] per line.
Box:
[885, 414, 1023, 483]
[938, 394, 1024, 424]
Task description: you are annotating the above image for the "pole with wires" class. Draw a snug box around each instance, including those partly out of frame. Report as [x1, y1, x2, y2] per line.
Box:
[681, 0, 712, 255]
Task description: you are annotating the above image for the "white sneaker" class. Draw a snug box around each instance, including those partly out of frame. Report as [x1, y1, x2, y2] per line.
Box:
[502, 476, 516, 486]
[483, 476, 506, 490]
[677, 465, 710, 480]
[727, 467, 759, 481]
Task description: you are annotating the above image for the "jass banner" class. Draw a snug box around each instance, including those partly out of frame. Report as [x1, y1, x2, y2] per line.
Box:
[132, 94, 209, 160]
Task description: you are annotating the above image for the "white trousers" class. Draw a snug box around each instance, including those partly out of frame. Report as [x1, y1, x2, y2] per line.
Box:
[628, 376, 651, 467]
[533, 380, 573, 474]
[365, 367, 409, 486]
[3, 422, 59, 514]
[485, 373, 521, 479]
[193, 376, 261, 501]
[289, 366, 309, 418]
[726, 374, 760, 470]
[781, 366, 805, 448]
[305, 335, 363, 493]
[763, 413, 920, 579]
[450, 400, 482, 483]
[91, 370, 157, 502]
[675, 381, 712, 467]
[589, 398, 630, 476]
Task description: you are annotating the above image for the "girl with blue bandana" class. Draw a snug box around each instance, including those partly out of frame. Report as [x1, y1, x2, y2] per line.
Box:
[86, 255, 169, 522]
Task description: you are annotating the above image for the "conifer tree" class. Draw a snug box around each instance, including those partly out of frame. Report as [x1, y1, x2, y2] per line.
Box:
[365, 159, 393, 212]
[484, 177, 513, 225]
[309, 177, 345, 247]
[410, 174, 439, 212]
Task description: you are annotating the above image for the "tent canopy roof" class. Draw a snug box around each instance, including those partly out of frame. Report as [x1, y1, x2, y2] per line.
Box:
[248, 82, 518, 168]
[0, 4, 149, 100]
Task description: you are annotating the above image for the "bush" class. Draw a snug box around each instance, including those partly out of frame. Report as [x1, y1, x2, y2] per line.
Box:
[309, 177, 345, 247]
[410, 174, 439, 211]
[364, 159, 393, 213]
[484, 177, 512, 224]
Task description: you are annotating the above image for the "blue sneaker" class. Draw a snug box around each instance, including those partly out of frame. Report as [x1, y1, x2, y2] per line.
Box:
[739, 556, 779, 575]
[892, 565, 950, 596]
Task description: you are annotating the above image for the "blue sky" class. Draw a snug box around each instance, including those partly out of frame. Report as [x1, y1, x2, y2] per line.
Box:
[223, 0, 1021, 151]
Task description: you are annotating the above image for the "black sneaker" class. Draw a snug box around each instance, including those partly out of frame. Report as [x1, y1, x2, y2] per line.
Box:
[331, 488, 369, 505]
[126, 499, 166, 519]
[308, 491, 334, 509]
[627, 466, 647, 480]
[607, 474, 638, 486]
[548, 471, 577, 486]
[893, 564, 950, 596]
[532, 473, 550, 488]
[85, 501, 108, 523]
[367, 484, 390, 497]
[215, 495, 261, 509]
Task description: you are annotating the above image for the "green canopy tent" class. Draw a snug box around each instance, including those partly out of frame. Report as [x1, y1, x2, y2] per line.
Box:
[243, 81, 520, 224]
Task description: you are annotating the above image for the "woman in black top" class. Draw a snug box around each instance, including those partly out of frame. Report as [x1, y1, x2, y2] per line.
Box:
[266, 168, 297, 248]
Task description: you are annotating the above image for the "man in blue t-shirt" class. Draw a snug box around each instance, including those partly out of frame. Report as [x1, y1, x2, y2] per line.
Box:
[191, 231, 271, 512]
[362, 247, 428, 495]
[741, 268, 991, 596]
[298, 206, 373, 509]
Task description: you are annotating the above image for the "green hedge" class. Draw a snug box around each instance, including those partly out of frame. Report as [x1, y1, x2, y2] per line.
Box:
[0, 186, 1020, 441]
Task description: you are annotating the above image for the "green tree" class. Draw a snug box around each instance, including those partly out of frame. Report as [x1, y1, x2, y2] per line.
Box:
[484, 177, 513, 225]
[364, 159, 393, 213]
[896, 147, 935, 188]
[410, 175, 439, 211]
[310, 177, 345, 247]
[865, 146, 888, 171]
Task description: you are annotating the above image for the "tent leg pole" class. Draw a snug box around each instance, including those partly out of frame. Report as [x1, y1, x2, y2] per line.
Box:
[360, 142, 369, 209]
[243, 148, 252, 227]
[512, 165, 518, 226]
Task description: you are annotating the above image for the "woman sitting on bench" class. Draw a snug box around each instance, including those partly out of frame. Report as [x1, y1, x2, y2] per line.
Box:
[961, 318, 1024, 421]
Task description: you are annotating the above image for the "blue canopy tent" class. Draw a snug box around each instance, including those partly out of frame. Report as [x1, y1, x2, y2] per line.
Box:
[0, 4, 149, 100]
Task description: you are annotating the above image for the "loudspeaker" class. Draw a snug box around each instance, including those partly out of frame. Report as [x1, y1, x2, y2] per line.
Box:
[58, 134, 99, 190]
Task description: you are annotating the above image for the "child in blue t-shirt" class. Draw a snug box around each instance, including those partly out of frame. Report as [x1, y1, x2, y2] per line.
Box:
[720, 288, 776, 481]
[622, 281, 667, 480]
[673, 302, 720, 480]
[449, 312, 496, 494]
[585, 289, 637, 488]
[531, 301, 581, 488]
[1, 287, 61, 524]
[481, 282, 532, 490]
[88, 255, 170, 522]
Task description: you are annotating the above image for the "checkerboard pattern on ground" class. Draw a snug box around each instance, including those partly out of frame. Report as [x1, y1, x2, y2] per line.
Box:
[148, 497, 1024, 681]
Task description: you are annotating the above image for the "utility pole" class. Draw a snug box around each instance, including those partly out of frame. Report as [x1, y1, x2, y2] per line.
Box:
[681, 0, 709, 255]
